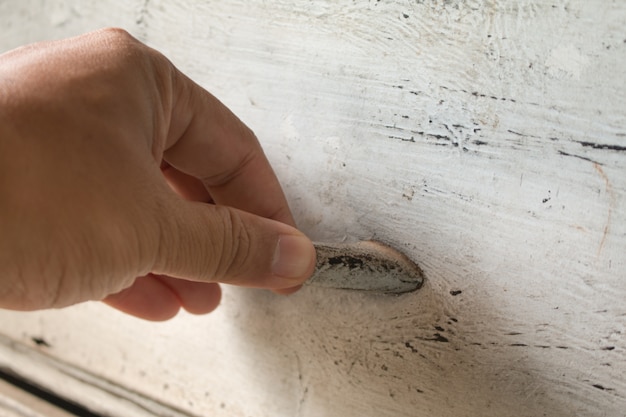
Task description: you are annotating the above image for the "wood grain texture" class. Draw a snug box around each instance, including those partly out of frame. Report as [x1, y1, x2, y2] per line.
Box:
[0, 1, 624, 416]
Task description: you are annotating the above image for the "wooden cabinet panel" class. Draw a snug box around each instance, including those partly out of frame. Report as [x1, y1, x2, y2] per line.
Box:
[1, 1, 624, 416]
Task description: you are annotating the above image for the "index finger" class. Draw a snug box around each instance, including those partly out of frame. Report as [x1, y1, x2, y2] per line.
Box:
[159, 63, 295, 226]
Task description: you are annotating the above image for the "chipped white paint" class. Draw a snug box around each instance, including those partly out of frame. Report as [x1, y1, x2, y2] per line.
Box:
[0, 1, 625, 416]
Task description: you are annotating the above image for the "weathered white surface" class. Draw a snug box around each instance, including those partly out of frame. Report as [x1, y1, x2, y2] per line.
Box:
[0, 1, 625, 416]
[0, 335, 193, 417]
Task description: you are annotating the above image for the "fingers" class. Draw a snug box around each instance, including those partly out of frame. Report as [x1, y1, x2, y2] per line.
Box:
[152, 58, 311, 294]
[273, 285, 303, 296]
[103, 275, 181, 321]
[103, 274, 222, 321]
[155, 275, 222, 315]
[153, 201, 315, 289]
[161, 68, 295, 226]
[161, 161, 213, 203]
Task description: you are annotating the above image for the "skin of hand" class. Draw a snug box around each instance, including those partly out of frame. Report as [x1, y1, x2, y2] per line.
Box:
[0, 28, 316, 321]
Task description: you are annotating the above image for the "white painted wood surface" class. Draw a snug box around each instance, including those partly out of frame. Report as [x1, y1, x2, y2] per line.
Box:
[1, 1, 625, 416]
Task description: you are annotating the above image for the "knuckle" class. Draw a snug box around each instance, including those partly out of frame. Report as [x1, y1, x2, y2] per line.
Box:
[92, 27, 138, 48]
[87, 28, 147, 68]
[213, 207, 252, 281]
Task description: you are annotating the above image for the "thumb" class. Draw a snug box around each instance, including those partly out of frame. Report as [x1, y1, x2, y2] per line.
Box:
[152, 201, 316, 289]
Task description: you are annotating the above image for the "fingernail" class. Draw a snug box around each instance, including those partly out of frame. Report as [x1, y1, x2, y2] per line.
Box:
[272, 234, 315, 280]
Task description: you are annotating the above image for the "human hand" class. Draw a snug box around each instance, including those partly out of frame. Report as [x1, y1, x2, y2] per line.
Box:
[0, 28, 315, 320]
